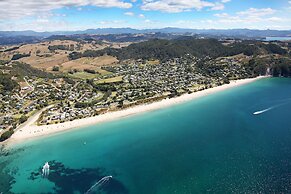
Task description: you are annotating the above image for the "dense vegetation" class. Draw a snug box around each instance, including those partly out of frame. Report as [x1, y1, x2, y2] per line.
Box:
[68, 49, 114, 60]
[46, 33, 178, 43]
[0, 62, 56, 88]
[52, 66, 60, 71]
[117, 38, 250, 60]
[262, 43, 287, 55]
[0, 130, 14, 142]
[0, 72, 19, 93]
[271, 59, 291, 77]
[84, 69, 97, 74]
[19, 115, 28, 123]
[0, 60, 8, 66]
[4, 46, 20, 52]
[0, 36, 40, 45]
[9, 62, 55, 79]
[248, 57, 291, 77]
[67, 37, 290, 78]
[11, 53, 30, 60]
[68, 38, 287, 62]
[48, 45, 74, 51]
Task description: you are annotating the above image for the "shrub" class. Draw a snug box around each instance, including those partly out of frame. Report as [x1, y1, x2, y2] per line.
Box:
[11, 53, 30, 60]
[19, 115, 28, 123]
[84, 69, 96, 74]
[0, 130, 14, 142]
[52, 66, 60, 71]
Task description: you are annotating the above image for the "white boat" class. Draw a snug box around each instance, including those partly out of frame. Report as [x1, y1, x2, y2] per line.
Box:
[42, 162, 50, 177]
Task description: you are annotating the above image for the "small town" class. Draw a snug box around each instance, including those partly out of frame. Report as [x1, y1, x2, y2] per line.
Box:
[1, 0, 291, 193]
[0, 53, 257, 136]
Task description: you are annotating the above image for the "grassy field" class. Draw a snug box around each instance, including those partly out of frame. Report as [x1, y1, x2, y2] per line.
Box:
[68, 72, 101, 79]
[97, 69, 113, 76]
[60, 56, 118, 72]
[20, 54, 69, 71]
[67, 68, 113, 80]
[0, 40, 114, 72]
[96, 76, 123, 84]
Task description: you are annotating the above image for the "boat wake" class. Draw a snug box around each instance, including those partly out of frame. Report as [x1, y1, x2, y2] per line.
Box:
[253, 99, 291, 115]
[85, 175, 112, 194]
[253, 107, 273, 115]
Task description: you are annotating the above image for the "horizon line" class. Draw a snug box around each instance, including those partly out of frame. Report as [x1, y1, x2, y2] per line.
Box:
[1, 27, 291, 33]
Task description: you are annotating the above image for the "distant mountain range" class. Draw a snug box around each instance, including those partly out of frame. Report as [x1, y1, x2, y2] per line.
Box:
[1, 28, 291, 38]
[0, 28, 291, 45]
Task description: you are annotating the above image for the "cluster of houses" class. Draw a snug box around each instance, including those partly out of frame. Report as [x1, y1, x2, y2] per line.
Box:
[204, 56, 253, 79]
[103, 56, 224, 97]
[0, 77, 103, 132]
[40, 106, 94, 124]
[1, 54, 253, 133]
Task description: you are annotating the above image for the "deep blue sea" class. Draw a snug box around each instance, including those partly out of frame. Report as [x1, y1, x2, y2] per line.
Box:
[1, 78, 291, 194]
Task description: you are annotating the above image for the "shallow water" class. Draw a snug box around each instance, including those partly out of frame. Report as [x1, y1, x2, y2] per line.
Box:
[1, 78, 291, 193]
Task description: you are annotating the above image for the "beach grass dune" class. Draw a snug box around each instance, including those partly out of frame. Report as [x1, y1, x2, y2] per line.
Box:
[8, 76, 267, 143]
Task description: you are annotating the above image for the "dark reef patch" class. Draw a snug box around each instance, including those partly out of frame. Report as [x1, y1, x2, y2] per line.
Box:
[29, 160, 129, 194]
[0, 160, 15, 194]
[0, 145, 22, 194]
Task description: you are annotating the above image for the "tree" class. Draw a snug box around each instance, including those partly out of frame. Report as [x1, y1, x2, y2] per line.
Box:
[0, 130, 14, 142]
[52, 66, 60, 71]
[11, 53, 30, 60]
[19, 115, 28, 123]
[0, 73, 19, 92]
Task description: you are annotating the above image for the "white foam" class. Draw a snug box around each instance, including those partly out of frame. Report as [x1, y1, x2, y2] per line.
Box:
[253, 108, 273, 115]
[85, 175, 112, 194]
[253, 99, 291, 115]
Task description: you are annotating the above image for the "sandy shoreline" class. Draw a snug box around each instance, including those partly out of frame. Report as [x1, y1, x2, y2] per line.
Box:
[7, 76, 267, 144]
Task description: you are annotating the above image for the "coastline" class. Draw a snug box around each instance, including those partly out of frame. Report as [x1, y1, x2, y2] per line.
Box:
[6, 76, 268, 144]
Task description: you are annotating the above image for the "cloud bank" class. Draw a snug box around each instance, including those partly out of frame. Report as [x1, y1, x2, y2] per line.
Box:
[0, 0, 132, 19]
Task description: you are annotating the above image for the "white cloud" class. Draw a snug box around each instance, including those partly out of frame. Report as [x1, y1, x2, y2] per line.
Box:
[214, 8, 278, 23]
[124, 12, 146, 19]
[141, 0, 222, 13]
[266, 17, 285, 22]
[0, 0, 132, 20]
[210, 3, 225, 11]
[237, 8, 276, 17]
[173, 15, 290, 30]
[124, 12, 135, 16]
[210, 8, 291, 29]
[99, 20, 125, 25]
[139, 14, 145, 18]
[221, 0, 231, 3]
[1, 19, 74, 32]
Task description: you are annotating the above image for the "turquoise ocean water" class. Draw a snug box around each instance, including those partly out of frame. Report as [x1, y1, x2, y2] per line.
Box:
[1, 78, 291, 193]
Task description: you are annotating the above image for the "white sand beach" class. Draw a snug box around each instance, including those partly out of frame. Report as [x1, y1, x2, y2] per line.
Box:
[8, 76, 267, 143]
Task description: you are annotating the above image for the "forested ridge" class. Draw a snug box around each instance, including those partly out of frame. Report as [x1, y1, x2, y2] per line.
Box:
[67, 37, 290, 77]
[69, 37, 287, 61]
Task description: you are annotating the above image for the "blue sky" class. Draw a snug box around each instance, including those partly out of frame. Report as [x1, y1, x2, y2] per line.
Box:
[0, 0, 290, 31]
